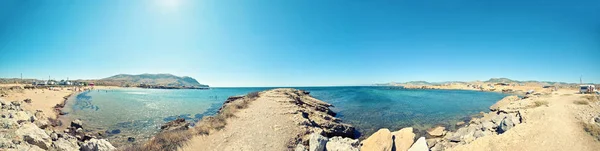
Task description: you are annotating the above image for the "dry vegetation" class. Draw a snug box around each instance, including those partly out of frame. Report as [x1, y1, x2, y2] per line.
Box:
[194, 91, 259, 134]
[531, 101, 550, 108]
[582, 122, 600, 141]
[121, 130, 193, 151]
[573, 100, 590, 105]
[581, 95, 599, 102]
[121, 91, 260, 151]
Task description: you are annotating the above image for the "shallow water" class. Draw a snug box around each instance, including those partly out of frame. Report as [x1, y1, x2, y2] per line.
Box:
[62, 87, 506, 144]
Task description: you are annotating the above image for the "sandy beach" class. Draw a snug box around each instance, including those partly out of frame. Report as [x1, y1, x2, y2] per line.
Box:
[0, 84, 120, 119]
[0, 84, 123, 150]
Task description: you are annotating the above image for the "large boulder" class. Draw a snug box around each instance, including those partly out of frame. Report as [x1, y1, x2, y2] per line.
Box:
[320, 123, 356, 138]
[427, 126, 446, 137]
[0, 99, 7, 106]
[309, 133, 327, 151]
[449, 127, 470, 143]
[481, 121, 496, 131]
[326, 136, 359, 151]
[295, 144, 308, 151]
[391, 127, 415, 151]
[52, 138, 80, 151]
[360, 128, 393, 151]
[497, 117, 515, 134]
[0, 137, 17, 149]
[407, 137, 428, 151]
[81, 139, 116, 151]
[15, 123, 52, 150]
[473, 130, 486, 138]
[491, 113, 508, 125]
[33, 111, 50, 129]
[71, 119, 83, 129]
[10, 111, 32, 122]
[0, 118, 18, 129]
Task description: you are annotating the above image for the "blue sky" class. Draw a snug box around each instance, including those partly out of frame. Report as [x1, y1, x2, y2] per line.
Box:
[0, 0, 599, 86]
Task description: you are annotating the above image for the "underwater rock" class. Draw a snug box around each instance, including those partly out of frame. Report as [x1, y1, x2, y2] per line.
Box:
[110, 129, 121, 134]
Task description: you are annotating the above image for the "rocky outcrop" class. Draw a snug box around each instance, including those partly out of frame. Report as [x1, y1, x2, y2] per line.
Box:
[160, 118, 190, 132]
[407, 137, 428, 151]
[497, 116, 515, 134]
[297, 133, 359, 151]
[356, 94, 530, 151]
[427, 109, 524, 150]
[427, 126, 446, 137]
[71, 119, 83, 129]
[0, 98, 115, 151]
[309, 133, 327, 151]
[282, 89, 356, 138]
[15, 123, 52, 149]
[326, 136, 359, 151]
[489, 95, 520, 112]
[81, 138, 116, 151]
[53, 138, 80, 151]
[360, 128, 393, 151]
[391, 127, 415, 151]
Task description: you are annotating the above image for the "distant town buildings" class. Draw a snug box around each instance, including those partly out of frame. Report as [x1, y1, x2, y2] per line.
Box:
[31, 79, 88, 86]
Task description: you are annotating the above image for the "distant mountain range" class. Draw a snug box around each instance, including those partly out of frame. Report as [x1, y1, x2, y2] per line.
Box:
[377, 78, 593, 86]
[101, 74, 209, 87]
[0, 73, 209, 87]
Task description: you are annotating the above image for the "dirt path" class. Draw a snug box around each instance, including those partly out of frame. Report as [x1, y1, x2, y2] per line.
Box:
[450, 90, 600, 151]
[180, 90, 304, 151]
[179, 88, 355, 151]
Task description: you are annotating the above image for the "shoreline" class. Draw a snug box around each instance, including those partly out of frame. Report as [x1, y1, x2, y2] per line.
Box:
[2, 84, 598, 150]
[358, 89, 600, 151]
[0, 84, 124, 129]
[0, 84, 120, 150]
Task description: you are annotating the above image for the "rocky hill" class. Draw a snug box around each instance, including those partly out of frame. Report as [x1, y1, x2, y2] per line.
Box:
[485, 78, 520, 83]
[378, 78, 593, 87]
[100, 74, 208, 87]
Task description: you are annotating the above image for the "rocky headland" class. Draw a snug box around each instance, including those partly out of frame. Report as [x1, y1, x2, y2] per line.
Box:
[358, 89, 600, 151]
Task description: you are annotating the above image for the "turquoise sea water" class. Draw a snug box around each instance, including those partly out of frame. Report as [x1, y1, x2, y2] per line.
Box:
[62, 87, 507, 143]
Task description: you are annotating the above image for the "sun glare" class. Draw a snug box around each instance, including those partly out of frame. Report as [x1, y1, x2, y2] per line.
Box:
[156, 0, 182, 11]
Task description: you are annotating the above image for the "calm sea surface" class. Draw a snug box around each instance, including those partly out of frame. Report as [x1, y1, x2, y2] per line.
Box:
[62, 87, 507, 143]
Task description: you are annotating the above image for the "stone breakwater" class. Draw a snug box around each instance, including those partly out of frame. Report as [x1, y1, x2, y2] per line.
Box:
[174, 88, 360, 151]
[0, 98, 116, 151]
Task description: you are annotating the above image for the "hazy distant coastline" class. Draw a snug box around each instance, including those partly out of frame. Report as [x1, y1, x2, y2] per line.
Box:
[0, 73, 209, 89]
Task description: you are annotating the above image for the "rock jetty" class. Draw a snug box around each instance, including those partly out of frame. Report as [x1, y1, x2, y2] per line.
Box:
[176, 88, 360, 151]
